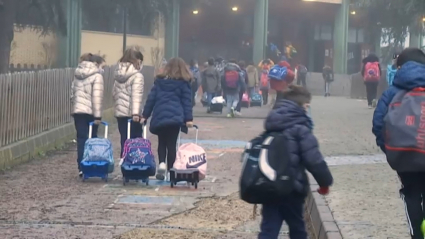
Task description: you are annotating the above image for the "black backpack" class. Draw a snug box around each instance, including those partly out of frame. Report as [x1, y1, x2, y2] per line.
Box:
[239, 131, 294, 204]
[298, 65, 308, 77]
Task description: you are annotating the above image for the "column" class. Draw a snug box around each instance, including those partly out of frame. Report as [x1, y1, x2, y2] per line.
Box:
[165, 0, 180, 59]
[409, 31, 421, 48]
[253, 0, 268, 65]
[59, 0, 82, 68]
[333, 0, 348, 74]
[308, 23, 315, 71]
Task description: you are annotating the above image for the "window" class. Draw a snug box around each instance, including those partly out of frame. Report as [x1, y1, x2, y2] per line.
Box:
[348, 28, 357, 43]
[314, 25, 333, 40]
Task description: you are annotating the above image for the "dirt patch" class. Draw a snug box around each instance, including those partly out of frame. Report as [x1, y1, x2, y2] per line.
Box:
[157, 193, 253, 230]
[116, 229, 221, 239]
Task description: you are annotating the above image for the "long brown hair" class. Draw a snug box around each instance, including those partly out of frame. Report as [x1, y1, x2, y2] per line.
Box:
[119, 47, 144, 70]
[157, 57, 192, 81]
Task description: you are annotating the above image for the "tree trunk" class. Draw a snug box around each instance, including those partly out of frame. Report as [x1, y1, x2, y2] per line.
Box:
[0, 0, 16, 74]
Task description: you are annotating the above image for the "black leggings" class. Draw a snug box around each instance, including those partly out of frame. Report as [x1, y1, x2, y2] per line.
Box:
[74, 114, 98, 171]
[117, 117, 143, 157]
[262, 89, 269, 105]
[157, 126, 180, 170]
[235, 90, 244, 112]
[365, 81, 378, 105]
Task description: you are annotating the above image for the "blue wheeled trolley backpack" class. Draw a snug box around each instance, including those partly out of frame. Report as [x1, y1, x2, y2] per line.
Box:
[80, 121, 114, 182]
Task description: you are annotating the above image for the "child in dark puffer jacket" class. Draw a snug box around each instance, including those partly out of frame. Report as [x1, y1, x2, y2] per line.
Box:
[261, 85, 333, 239]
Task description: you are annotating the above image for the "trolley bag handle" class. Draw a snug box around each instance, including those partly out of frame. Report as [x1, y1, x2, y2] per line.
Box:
[127, 119, 147, 139]
[178, 125, 199, 147]
[89, 121, 109, 139]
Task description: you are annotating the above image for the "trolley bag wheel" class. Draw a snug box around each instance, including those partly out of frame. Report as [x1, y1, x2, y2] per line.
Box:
[194, 182, 198, 189]
[103, 176, 108, 182]
[145, 178, 149, 186]
[170, 181, 174, 188]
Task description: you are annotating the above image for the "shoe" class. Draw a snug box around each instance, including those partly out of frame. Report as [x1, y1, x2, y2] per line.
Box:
[227, 114, 232, 118]
[421, 220, 425, 236]
[156, 162, 166, 180]
[235, 111, 242, 116]
[231, 107, 235, 117]
[79, 171, 83, 178]
[372, 99, 377, 108]
[368, 105, 372, 109]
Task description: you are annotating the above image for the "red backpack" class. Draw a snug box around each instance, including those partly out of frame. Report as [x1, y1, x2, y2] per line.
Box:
[224, 70, 239, 89]
[260, 70, 269, 89]
[364, 62, 380, 82]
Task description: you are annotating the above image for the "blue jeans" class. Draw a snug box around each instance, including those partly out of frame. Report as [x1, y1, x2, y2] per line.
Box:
[226, 93, 239, 114]
[258, 196, 307, 239]
[206, 92, 216, 106]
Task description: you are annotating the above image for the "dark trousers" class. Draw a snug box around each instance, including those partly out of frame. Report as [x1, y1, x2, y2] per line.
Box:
[117, 117, 143, 157]
[74, 114, 98, 171]
[157, 126, 180, 171]
[235, 90, 244, 112]
[365, 81, 378, 105]
[398, 172, 425, 239]
[262, 89, 269, 105]
[297, 76, 307, 88]
[259, 196, 307, 239]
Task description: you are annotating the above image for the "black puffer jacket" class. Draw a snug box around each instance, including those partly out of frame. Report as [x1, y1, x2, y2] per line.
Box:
[264, 100, 333, 196]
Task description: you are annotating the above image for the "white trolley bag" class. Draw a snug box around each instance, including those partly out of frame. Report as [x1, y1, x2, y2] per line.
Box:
[169, 125, 207, 189]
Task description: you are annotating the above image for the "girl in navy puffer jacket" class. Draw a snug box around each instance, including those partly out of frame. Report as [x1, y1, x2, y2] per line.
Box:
[142, 57, 194, 180]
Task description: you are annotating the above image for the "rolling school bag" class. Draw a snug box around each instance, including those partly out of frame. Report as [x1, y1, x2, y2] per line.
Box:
[209, 96, 225, 113]
[170, 125, 206, 189]
[121, 120, 156, 185]
[241, 92, 250, 108]
[80, 121, 114, 182]
[240, 131, 295, 204]
[384, 88, 425, 172]
[250, 89, 263, 107]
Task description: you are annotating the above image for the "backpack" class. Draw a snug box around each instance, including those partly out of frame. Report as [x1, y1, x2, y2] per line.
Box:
[298, 65, 308, 77]
[260, 70, 269, 89]
[268, 65, 288, 81]
[364, 62, 380, 82]
[239, 132, 294, 204]
[122, 138, 156, 174]
[82, 138, 114, 173]
[384, 88, 425, 172]
[224, 70, 240, 89]
[173, 143, 208, 180]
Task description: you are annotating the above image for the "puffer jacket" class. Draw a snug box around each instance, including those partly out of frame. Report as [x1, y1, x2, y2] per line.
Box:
[113, 63, 144, 117]
[71, 61, 104, 118]
[221, 63, 245, 95]
[202, 65, 221, 93]
[142, 78, 193, 135]
[269, 61, 295, 92]
[246, 65, 258, 88]
[265, 100, 333, 196]
[372, 61, 425, 153]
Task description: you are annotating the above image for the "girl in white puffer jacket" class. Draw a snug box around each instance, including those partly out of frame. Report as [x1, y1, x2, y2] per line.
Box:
[71, 53, 105, 177]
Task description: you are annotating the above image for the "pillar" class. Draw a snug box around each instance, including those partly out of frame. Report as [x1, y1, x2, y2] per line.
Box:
[409, 30, 421, 48]
[59, 0, 82, 68]
[333, 0, 348, 74]
[308, 23, 315, 71]
[165, 0, 180, 59]
[253, 0, 268, 65]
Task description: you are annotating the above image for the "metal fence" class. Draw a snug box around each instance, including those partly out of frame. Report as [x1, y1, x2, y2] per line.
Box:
[0, 66, 116, 148]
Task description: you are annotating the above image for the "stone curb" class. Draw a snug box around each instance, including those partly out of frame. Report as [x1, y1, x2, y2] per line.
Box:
[0, 108, 115, 171]
[306, 174, 343, 239]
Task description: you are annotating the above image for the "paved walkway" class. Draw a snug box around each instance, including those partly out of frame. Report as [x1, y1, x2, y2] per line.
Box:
[0, 96, 408, 239]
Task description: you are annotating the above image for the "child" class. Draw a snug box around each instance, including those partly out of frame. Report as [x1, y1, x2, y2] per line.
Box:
[113, 47, 145, 158]
[222, 59, 245, 118]
[71, 53, 105, 177]
[361, 53, 381, 108]
[142, 57, 194, 180]
[372, 48, 425, 239]
[270, 60, 295, 102]
[261, 85, 333, 239]
[322, 65, 334, 97]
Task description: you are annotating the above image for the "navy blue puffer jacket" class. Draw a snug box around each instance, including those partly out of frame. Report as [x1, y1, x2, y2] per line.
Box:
[265, 100, 333, 196]
[142, 78, 193, 135]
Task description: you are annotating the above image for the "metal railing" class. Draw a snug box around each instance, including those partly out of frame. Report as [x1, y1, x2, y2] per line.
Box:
[0, 66, 116, 148]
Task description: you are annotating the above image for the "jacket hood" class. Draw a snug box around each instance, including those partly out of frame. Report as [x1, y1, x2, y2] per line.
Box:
[74, 61, 100, 80]
[265, 100, 312, 132]
[114, 62, 142, 83]
[155, 78, 189, 92]
[225, 63, 241, 71]
[393, 61, 425, 90]
[246, 65, 256, 72]
[278, 61, 291, 68]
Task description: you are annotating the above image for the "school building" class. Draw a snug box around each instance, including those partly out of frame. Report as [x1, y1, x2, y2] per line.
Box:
[166, 0, 421, 74]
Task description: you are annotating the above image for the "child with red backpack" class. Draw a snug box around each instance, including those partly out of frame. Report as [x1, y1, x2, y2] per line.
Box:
[361, 53, 381, 109]
[222, 59, 246, 118]
[270, 60, 295, 102]
[372, 48, 425, 239]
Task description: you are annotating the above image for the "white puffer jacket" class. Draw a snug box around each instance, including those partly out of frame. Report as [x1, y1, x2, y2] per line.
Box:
[71, 61, 104, 118]
[113, 63, 144, 117]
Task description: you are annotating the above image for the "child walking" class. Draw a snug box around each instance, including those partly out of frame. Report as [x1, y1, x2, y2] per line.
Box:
[222, 59, 245, 117]
[373, 48, 425, 239]
[71, 53, 105, 177]
[261, 85, 333, 239]
[142, 57, 194, 180]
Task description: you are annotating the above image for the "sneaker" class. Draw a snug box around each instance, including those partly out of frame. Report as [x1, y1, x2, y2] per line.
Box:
[227, 114, 232, 118]
[156, 162, 166, 180]
[368, 105, 372, 109]
[372, 99, 377, 108]
[231, 107, 235, 117]
[79, 171, 83, 178]
[234, 111, 242, 116]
